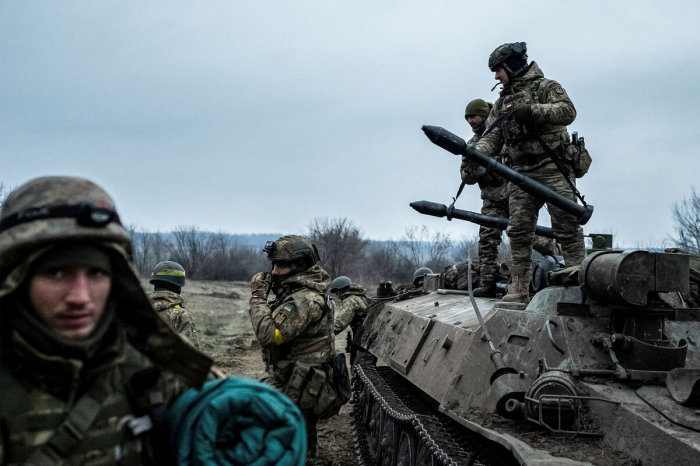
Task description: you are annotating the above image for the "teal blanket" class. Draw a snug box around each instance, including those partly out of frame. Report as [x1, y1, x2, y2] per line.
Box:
[169, 377, 306, 466]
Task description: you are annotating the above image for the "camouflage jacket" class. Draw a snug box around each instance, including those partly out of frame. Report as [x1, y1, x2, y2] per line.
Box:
[0, 327, 184, 466]
[249, 265, 335, 372]
[476, 62, 576, 172]
[333, 284, 369, 335]
[461, 125, 509, 201]
[148, 290, 200, 349]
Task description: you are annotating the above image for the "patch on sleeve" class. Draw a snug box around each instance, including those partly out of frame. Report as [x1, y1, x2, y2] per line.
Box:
[554, 85, 565, 94]
[273, 303, 295, 325]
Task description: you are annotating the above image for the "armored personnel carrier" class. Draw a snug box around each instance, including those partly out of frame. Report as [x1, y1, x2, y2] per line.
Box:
[350, 127, 700, 466]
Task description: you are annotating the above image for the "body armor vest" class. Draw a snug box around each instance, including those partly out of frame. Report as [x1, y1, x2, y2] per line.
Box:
[0, 346, 171, 466]
[268, 293, 335, 367]
[496, 78, 570, 169]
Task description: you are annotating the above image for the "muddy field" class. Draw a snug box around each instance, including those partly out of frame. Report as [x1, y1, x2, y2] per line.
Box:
[170, 280, 357, 466]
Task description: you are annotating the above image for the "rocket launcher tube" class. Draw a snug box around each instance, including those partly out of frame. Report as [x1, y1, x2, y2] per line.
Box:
[410, 200, 556, 239]
[421, 125, 594, 225]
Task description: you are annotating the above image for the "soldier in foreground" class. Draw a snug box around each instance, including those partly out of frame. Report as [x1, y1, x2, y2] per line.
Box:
[249, 235, 347, 460]
[148, 260, 200, 348]
[0, 176, 212, 465]
[330, 276, 377, 366]
[470, 42, 585, 303]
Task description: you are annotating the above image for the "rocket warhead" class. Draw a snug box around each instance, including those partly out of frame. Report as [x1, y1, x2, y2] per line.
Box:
[421, 125, 467, 156]
[410, 200, 448, 218]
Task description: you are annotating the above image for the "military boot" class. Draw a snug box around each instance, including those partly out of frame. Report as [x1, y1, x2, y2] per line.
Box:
[472, 279, 497, 298]
[502, 267, 531, 304]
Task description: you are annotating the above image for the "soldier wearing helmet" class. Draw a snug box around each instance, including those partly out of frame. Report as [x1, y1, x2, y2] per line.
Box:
[412, 266, 433, 287]
[0, 177, 211, 465]
[466, 42, 585, 303]
[330, 276, 376, 367]
[249, 235, 345, 460]
[461, 98, 563, 297]
[148, 261, 200, 348]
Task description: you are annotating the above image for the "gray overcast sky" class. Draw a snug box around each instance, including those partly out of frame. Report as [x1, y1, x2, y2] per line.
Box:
[2, 1, 698, 245]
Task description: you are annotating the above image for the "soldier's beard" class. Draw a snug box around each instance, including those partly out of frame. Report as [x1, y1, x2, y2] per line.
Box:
[471, 119, 487, 135]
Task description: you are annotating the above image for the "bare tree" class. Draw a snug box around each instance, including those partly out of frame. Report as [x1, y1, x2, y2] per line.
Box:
[307, 217, 368, 278]
[361, 240, 409, 284]
[392, 225, 453, 274]
[205, 232, 234, 280]
[452, 234, 479, 262]
[151, 232, 173, 264]
[172, 225, 210, 278]
[671, 188, 700, 253]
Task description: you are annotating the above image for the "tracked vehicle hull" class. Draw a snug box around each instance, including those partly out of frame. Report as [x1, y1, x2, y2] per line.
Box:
[353, 254, 700, 465]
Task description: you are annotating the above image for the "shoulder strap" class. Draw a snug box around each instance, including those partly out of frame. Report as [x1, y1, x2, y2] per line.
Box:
[23, 376, 112, 466]
[529, 127, 587, 206]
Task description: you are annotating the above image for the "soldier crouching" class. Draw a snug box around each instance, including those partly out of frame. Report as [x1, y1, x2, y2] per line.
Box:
[0, 176, 212, 466]
[249, 235, 347, 460]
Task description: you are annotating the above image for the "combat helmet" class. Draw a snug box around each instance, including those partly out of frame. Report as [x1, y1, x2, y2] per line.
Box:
[413, 267, 433, 286]
[330, 276, 352, 293]
[488, 42, 529, 77]
[0, 176, 211, 387]
[150, 260, 186, 288]
[264, 235, 321, 270]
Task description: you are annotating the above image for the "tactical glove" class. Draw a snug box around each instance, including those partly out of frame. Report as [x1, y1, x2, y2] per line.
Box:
[513, 105, 534, 125]
[460, 159, 484, 185]
[251, 272, 272, 299]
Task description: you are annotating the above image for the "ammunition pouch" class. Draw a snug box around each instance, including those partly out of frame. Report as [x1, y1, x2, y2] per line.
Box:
[282, 361, 343, 419]
[562, 142, 592, 178]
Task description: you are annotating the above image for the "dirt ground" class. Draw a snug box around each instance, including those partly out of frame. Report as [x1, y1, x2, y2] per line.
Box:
[152, 279, 638, 466]
[175, 280, 358, 466]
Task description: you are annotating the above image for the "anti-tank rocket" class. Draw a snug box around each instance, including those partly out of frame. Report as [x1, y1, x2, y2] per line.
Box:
[421, 125, 594, 225]
[410, 200, 556, 239]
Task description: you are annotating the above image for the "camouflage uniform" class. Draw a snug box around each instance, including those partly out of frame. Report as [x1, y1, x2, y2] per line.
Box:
[476, 62, 585, 273]
[148, 290, 200, 348]
[0, 177, 212, 466]
[249, 263, 338, 457]
[333, 284, 377, 366]
[462, 122, 509, 285]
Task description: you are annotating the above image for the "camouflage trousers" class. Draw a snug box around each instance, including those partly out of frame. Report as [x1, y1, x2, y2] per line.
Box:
[507, 162, 585, 270]
[479, 198, 508, 284]
[262, 373, 319, 458]
[352, 347, 378, 367]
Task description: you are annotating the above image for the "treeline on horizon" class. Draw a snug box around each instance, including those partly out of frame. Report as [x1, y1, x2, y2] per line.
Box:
[127, 218, 503, 286]
[2, 183, 699, 286]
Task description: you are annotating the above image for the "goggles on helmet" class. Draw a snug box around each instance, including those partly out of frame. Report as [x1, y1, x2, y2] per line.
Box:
[0, 200, 120, 233]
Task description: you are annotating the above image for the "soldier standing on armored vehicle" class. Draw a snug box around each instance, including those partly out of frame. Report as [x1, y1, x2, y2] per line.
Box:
[330, 276, 377, 366]
[468, 42, 585, 304]
[0, 176, 212, 465]
[249, 235, 348, 460]
[461, 99, 509, 297]
[462, 98, 562, 297]
[148, 260, 200, 348]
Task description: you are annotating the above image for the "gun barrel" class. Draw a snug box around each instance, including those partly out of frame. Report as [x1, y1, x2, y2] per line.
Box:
[410, 200, 556, 239]
[421, 125, 593, 225]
